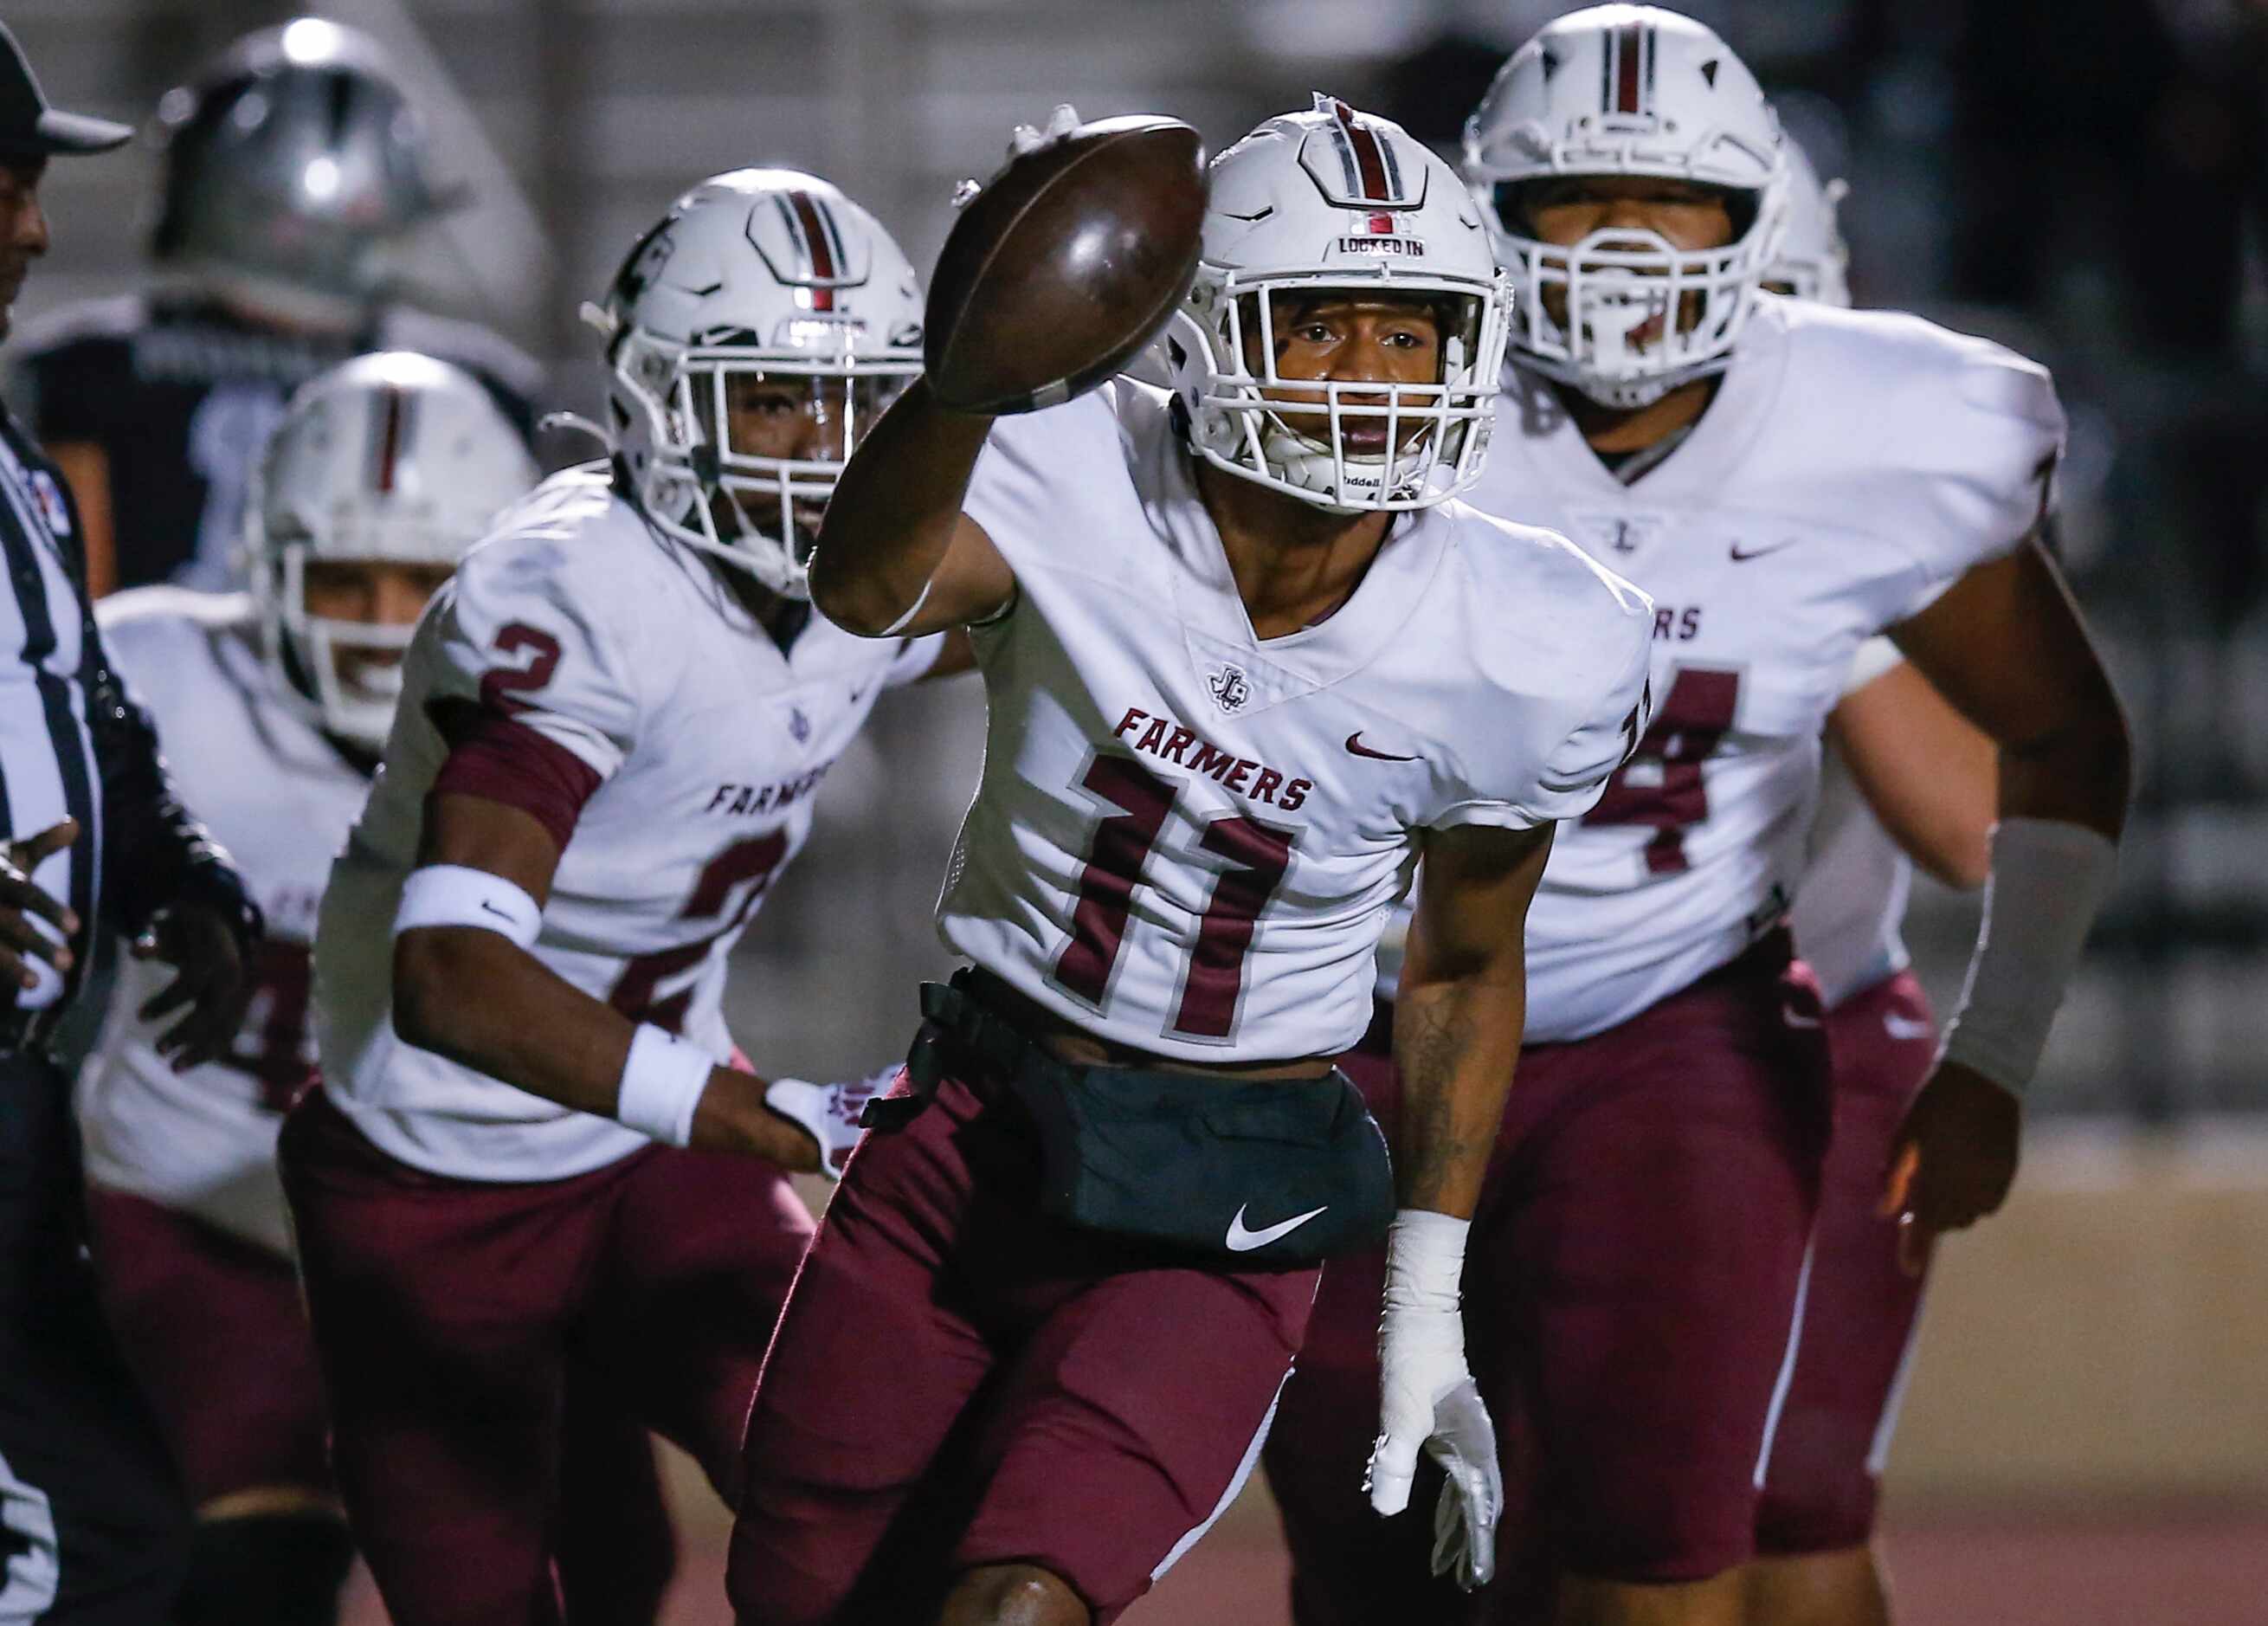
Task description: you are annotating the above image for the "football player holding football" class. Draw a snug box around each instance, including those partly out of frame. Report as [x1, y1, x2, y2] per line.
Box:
[727, 98, 1653, 1626]
[282, 171, 948, 1626]
[1260, 10, 2129, 1626]
[10, 18, 540, 597]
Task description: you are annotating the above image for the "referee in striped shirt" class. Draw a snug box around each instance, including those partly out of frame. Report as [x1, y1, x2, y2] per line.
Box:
[0, 25, 261, 1621]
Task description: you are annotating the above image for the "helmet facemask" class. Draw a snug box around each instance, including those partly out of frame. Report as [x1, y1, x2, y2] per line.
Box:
[1168, 270, 1507, 513]
[608, 325, 917, 598]
[1486, 177, 1782, 410]
[250, 522, 450, 752]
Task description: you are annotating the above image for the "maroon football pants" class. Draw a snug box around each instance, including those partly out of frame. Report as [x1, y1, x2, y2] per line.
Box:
[730, 1070, 1318, 1625]
[1264, 938, 1831, 1623]
[1755, 969, 1936, 1555]
[87, 1186, 678, 1621]
[280, 1087, 811, 1626]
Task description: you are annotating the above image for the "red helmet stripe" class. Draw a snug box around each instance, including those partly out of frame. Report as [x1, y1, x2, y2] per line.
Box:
[1615, 20, 1647, 114]
[370, 384, 407, 494]
[1326, 98, 1396, 233]
[788, 189, 838, 312]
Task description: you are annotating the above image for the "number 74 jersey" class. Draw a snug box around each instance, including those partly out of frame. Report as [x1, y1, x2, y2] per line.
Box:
[935, 382, 1654, 1064]
[1475, 297, 2065, 1043]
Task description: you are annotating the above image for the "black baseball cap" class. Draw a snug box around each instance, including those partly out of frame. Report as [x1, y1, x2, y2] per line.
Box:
[0, 21, 131, 158]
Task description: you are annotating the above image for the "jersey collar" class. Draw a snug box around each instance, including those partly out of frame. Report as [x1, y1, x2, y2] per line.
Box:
[1134, 402, 1453, 714]
[1500, 300, 1792, 505]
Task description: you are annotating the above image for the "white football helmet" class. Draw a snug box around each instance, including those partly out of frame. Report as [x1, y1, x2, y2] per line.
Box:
[1464, 4, 1788, 408]
[1764, 134, 1850, 307]
[1163, 94, 1511, 513]
[245, 352, 537, 749]
[585, 170, 924, 597]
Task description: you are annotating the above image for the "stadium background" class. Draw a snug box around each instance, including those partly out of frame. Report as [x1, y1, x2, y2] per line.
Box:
[7, 0, 2266, 1619]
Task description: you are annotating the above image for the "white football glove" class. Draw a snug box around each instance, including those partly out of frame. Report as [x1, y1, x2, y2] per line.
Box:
[954, 103, 1085, 211]
[1365, 1210, 1502, 1591]
[763, 1067, 900, 1181]
[1008, 102, 1082, 158]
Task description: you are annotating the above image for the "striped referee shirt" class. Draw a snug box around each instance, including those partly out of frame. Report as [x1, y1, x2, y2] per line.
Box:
[0, 405, 98, 1016]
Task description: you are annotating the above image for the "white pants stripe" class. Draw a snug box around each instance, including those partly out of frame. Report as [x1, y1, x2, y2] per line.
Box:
[1150, 1366, 1292, 1584]
[1752, 1231, 1819, 1490]
[1865, 1289, 1929, 1477]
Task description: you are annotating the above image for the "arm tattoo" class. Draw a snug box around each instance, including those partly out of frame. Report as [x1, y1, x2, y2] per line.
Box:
[1397, 988, 1492, 1210]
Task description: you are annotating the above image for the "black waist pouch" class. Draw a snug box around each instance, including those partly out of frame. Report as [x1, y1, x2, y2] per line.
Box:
[882, 971, 1395, 1267]
[1007, 1060, 1395, 1268]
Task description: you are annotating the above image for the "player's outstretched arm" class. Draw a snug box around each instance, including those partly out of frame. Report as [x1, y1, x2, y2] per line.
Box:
[807, 378, 1015, 638]
[1828, 655, 1997, 890]
[1364, 820, 1553, 1591]
[1392, 821, 1553, 1216]
[391, 792, 820, 1171]
[1882, 537, 2131, 1262]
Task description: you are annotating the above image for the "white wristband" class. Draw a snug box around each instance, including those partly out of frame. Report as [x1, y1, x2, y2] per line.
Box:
[616, 1024, 715, 1148]
[394, 865, 542, 949]
[1938, 817, 2117, 1095]
[1382, 1209, 1469, 1316]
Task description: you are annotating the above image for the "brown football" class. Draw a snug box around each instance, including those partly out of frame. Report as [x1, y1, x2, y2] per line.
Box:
[925, 115, 1208, 416]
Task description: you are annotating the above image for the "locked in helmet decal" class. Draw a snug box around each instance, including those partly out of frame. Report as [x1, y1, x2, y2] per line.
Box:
[1163, 94, 1512, 515]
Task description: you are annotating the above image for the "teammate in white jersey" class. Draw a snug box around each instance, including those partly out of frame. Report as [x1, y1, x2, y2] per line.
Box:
[1754, 145, 2003, 1626]
[69, 352, 681, 1626]
[283, 172, 950, 1626]
[1263, 12, 2131, 1626]
[727, 100, 1653, 1626]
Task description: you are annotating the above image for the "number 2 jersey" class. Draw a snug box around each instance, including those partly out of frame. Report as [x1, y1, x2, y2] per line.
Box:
[1390, 296, 2063, 1043]
[76, 589, 368, 1257]
[316, 467, 937, 1183]
[936, 379, 1654, 1064]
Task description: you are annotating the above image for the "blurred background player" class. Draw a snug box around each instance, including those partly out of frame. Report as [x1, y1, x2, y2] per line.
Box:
[1262, 9, 2129, 1626]
[1754, 143, 1999, 1626]
[68, 351, 689, 1626]
[0, 21, 264, 1619]
[10, 16, 542, 598]
[731, 99, 1652, 1626]
[283, 170, 950, 1626]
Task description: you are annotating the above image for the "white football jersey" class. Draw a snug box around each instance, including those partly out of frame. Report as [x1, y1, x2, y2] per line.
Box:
[317, 466, 937, 1182]
[937, 380, 1653, 1063]
[78, 589, 369, 1257]
[1380, 296, 2059, 1042]
[1788, 641, 1914, 1011]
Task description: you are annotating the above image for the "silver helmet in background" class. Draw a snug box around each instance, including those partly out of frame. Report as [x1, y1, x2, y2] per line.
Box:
[151, 17, 458, 328]
[1763, 134, 1852, 308]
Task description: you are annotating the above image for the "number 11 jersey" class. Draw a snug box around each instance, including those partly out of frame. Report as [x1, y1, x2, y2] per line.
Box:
[1477, 297, 2064, 1042]
[937, 380, 1653, 1065]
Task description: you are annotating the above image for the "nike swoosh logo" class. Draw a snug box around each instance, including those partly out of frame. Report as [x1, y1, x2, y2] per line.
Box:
[479, 900, 513, 922]
[1346, 732, 1419, 762]
[1729, 539, 1801, 563]
[1782, 1007, 1823, 1029]
[1225, 1203, 1328, 1252]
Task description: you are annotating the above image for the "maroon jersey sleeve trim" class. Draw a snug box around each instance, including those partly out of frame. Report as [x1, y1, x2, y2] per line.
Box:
[427, 698, 603, 852]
